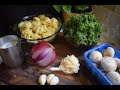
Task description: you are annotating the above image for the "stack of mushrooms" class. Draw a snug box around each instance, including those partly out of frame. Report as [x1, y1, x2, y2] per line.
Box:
[89, 47, 120, 85]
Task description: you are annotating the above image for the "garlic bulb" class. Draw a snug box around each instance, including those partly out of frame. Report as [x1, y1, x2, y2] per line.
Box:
[47, 74, 55, 84]
[103, 47, 115, 57]
[49, 76, 59, 85]
[106, 71, 120, 85]
[38, 74, 47, 85]
[59, 55, 80, 74]
[89, 51, 103, 63]
[101, 57, 117, 72]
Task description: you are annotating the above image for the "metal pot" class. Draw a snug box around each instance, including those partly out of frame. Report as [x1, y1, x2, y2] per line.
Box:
[0, 35, 25, 68]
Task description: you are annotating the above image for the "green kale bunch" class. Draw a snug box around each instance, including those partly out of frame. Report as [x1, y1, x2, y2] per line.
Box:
[62, 13, 102, 45]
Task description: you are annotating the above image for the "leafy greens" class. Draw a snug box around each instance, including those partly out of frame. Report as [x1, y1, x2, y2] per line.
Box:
[62, 13, 102, 45]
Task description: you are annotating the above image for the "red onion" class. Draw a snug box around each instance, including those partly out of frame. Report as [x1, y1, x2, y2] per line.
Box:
[31, 42, 56, 67]
[36, 48, 53, 66]
[48, 49, 56, 65]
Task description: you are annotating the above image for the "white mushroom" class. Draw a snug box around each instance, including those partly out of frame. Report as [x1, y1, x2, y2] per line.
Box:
[47, 74, 55, 84]
[101, 57, 117, 72]
[113, 58, 120, 68]
[89, 51, 103, 63]
[49, 76, 59, 85]
[38, 74, 47, 85]
[106, 71, 120, 85]
[103, 47, 115, 57]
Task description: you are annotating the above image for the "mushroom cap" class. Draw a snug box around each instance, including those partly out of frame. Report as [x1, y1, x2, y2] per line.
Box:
[113, 58, 120, 68]
[103, 47, 115, 57]
[101, 57, 117, 72]
[106, 71, 120, 85]
[89, 51, 103, 63]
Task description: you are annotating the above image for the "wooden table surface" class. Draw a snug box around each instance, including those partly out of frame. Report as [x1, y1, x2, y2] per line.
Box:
[0, 34, 112, 85]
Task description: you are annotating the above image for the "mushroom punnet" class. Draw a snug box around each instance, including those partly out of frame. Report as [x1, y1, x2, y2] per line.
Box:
[101, 57, 117, 72]
[106, 71, 120, 85]
[103, 47, 115, 57]
[89, 51, 103, 63]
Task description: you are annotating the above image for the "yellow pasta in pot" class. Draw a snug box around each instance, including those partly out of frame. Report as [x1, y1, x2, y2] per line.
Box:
[18, 14, 59, 40]
[51, 17, 59, 25]
[46, 29, 55, 35]
[21, 30, 33, 39]
[18, 21, 25, 29]
[33, 17, 40, 21]
[32, 26, 41, 34]
[32, 33, 41, 39]
[18, 21, 33, 29]
[38, 15, 46, 21]
[31, 21, 41, 26]
[41, 32, 52, 38]
[20, 28, 31, 34]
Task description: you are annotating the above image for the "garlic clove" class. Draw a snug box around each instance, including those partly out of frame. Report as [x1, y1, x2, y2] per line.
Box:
[47, 74, 55, 84]
[49, 76, 59, 85]
[38, 74, 47, 85]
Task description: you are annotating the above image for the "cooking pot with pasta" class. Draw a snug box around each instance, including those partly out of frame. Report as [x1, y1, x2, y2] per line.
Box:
[13, 14, 61, 44]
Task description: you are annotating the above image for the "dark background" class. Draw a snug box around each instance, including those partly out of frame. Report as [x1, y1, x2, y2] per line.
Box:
[0, 5, 62, 37]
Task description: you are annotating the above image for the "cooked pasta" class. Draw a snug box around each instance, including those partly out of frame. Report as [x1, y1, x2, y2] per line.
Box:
[18, 15, 59, 39]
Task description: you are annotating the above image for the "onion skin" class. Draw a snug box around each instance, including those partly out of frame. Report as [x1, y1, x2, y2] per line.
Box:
[48, 49, 56, 66]
[36, 48, 53, 67]
[31, 42, 56, 67]
[33, 48, 50, 62]
[31, 42, 50, 54]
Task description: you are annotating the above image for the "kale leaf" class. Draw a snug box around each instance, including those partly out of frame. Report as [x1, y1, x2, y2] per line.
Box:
[62, 13, 102, 45]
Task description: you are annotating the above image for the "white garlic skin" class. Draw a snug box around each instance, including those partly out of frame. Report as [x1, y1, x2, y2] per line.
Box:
[113, 58, 120, 68]
[89, 51, 103, 63]
[47, 74, 55, 84]
[49, 76, 59, 85]
[38, 74, 47, 85]
[106, 71, 120, 85]
[103, 47, 115, 57]
[59, 55, 80, 74]
[101, 57, 117, 72]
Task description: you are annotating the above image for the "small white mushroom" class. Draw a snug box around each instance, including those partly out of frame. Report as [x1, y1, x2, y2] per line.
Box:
[101, 57, 117, 72]
[89, 51, 103, 63]
[113, 58, 120, 68]
[106, 71, 120, 85]
[49, 76, 59, 85]
[38, 74, 47, 85]
[47, 74, 55, 84]
[103, 47, 115, 57]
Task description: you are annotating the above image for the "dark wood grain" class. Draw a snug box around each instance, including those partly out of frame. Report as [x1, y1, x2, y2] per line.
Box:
[0, 34, 106, 85]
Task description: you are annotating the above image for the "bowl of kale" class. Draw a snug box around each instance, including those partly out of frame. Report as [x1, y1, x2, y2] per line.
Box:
[62, 13, 102, 51]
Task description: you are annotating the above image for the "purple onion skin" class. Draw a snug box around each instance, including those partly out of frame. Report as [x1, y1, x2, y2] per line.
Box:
[34, 48, 50, 62]
[36, 48, 53, 67]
